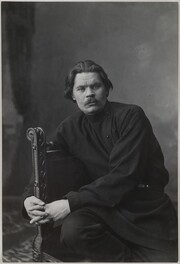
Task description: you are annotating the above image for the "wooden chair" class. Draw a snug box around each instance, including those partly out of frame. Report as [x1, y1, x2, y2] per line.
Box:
[26, 127, 89, 262]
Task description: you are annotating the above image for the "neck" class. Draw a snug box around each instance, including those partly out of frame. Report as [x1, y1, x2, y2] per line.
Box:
[85, 101, 110, 123]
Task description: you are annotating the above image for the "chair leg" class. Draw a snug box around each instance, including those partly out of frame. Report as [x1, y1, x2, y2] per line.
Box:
[32, 232, 62, 262]
[33, 248, 43, 262]
[32, 233, 43, 262]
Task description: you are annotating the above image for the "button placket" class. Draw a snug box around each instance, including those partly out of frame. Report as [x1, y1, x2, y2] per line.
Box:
[103, 115, 114, 152]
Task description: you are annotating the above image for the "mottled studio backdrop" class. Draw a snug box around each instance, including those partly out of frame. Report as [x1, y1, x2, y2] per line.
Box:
[2, 2, 178, 206]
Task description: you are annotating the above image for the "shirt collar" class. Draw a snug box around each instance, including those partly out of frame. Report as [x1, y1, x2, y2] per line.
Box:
[84, 101, 111, 123]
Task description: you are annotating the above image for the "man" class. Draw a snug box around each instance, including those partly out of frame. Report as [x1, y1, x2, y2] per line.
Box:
[23, 60, 177, 262]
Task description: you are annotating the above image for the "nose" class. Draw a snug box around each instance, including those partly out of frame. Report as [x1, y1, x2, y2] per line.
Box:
[86, 87, 95, 97]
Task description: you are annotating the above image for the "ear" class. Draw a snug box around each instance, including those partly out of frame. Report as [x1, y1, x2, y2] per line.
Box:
[105, 87, 109, 97]
[72, 92, 76, 101]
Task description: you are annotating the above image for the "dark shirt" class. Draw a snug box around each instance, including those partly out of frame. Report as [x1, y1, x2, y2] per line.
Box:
[51, 101, 177, 249]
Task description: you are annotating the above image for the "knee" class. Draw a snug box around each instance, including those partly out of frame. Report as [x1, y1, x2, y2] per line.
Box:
[60, 210, 86, 246]
[60, 209, 103, 248]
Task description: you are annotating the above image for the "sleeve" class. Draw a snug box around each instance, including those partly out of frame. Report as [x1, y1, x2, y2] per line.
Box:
[48, 122, 70, 151]
[65, 106, 153, 211]
[21, 174, 34, 219]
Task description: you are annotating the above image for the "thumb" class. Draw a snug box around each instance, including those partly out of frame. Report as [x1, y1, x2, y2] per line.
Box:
[33, 197, 45, 206]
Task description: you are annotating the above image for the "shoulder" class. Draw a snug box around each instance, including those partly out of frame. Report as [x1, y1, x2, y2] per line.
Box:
[50, 110, 83, 147]
[63, 110, 83, 123]
[109, 101, 150, 132]
[58, 110, 83, 130]
[109, 101, 145, 120]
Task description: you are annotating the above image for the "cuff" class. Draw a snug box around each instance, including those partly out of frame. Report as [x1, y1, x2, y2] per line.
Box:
[21, 195, 32, 220]
[64, 191, 82, 212]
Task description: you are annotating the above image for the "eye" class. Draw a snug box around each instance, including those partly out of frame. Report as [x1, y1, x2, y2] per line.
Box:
[92, 83, 101, 89]
[77, 86, 85, 92]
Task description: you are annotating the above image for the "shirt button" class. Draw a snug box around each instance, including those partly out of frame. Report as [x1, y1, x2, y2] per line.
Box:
[106, 135, 110, 139]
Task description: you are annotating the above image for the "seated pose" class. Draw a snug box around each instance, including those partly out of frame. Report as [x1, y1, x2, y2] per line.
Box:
[22, 60, 178, 262]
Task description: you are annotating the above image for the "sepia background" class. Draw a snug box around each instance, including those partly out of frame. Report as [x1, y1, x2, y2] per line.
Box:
[2, 2, 178, 262]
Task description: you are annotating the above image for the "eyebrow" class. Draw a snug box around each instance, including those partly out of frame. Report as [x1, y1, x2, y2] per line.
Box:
[75, 85, 85, 88]
[75, 82, 102, 89]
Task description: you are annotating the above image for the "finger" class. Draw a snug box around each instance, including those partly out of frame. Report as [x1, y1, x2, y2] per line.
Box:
[29, 205, 45, 211]
[30, 210, 48, 217]
[38, 219, 52, 224]
[30, 215, 46, 224]
[27, 213, 34, 219]
[32, 215, 52, 225]
[31, 197, 45, 206]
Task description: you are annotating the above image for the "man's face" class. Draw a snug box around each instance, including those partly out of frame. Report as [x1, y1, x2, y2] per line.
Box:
[72, 72, 108, 115]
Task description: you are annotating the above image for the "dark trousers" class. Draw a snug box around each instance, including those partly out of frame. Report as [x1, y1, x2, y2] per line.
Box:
[43, 208, 178, 262]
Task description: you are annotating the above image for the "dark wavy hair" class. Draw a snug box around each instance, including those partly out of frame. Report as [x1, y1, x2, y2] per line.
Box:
[64, 60, 113, 101]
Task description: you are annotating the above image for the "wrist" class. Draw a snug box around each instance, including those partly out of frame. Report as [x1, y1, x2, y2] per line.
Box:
[65, 199, 71, 214]
[65, 191, 82, 212]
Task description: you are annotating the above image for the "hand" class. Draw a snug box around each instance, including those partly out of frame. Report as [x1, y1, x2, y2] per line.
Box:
[44, 199, 71, 222]
[24, 196, 50, 225]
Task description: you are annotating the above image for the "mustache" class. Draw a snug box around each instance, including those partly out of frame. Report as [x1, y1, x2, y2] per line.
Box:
[85, 99, 97, 105]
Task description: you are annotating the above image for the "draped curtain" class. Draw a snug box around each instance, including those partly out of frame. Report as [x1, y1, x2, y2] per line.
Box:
[3, 2, 37, 195]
